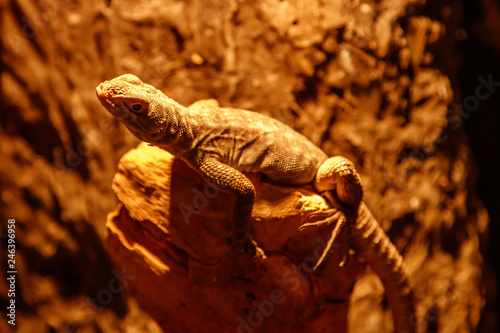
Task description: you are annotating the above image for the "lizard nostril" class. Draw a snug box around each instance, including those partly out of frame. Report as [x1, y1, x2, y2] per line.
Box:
[96, 83, 118, 99]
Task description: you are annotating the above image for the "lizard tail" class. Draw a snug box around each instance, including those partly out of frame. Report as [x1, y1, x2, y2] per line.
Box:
[349, 202, 416, 333]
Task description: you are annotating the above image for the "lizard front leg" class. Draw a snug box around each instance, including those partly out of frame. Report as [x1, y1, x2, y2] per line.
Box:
[300, 156, 363, 269]
[195, 156, 265, 259]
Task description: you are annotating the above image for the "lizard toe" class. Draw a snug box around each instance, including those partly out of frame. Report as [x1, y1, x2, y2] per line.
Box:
[298, 208, 345, 232]
[232, 238, 266, 260]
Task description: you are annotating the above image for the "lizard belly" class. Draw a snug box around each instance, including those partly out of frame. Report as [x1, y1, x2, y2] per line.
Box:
[235, 132, 328, 185]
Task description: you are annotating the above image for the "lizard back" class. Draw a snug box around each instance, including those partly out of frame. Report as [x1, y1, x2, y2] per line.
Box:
[175, 105, 329, 185]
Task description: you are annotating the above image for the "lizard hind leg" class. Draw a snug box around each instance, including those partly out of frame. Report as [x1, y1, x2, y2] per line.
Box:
[303, 156, 364, 270]
[314, 156, 363, 207]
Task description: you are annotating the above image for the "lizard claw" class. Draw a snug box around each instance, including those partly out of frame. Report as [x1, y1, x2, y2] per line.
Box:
[232, 238, 267, 260]
[225, 238, 266, 279]
[298, 208, 349, 270]
[298, 208, 344, 231]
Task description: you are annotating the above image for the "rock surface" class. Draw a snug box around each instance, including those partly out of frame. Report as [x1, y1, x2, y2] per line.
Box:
[107, 142, 362, 333]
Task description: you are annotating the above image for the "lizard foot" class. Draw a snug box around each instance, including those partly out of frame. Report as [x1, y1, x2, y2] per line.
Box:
[223, 239, 266, 279]
[232, 238, 267, 260]
[298, 208, 350, 270]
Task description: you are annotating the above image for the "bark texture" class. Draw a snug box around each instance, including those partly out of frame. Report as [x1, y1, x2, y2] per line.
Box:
[0, 0, 494, 332]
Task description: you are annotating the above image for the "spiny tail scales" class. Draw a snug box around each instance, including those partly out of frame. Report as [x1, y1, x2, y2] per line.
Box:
[350, 203, 416, 333]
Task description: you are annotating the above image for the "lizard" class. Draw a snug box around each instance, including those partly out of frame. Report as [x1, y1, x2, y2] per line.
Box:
[96, 73, 416, 333]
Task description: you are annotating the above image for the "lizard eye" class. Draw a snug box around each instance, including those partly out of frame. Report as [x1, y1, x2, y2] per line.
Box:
[123, 97, 148, 115]
[131, 104, 143, 112]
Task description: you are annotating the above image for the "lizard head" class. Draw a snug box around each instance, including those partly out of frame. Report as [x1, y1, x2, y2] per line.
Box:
[96, 74, 171, 143]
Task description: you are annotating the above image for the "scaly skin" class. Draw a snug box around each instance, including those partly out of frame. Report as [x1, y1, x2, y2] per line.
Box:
[96, 74, 416, 332]
[351, 203, 415, 333]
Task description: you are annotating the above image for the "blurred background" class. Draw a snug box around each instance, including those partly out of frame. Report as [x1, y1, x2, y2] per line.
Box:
[1, 0, 499, 332]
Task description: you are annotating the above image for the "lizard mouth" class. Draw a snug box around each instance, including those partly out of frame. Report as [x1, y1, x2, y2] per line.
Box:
[149, 126, 165, 140]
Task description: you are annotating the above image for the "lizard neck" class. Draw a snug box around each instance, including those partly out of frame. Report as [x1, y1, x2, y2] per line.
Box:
[153, 98, 201, 155]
